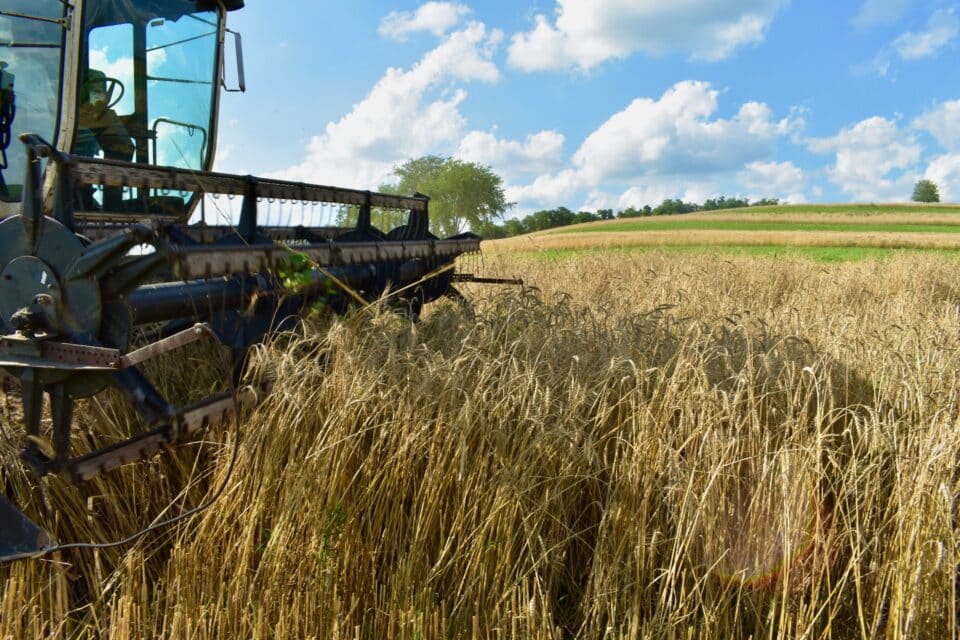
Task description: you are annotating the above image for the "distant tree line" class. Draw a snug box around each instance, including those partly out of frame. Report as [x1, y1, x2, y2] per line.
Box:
[365, 156, 796, 239]
[474, 196, 782, 239]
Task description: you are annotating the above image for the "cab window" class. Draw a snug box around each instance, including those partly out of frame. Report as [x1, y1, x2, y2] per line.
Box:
[0, 1, 67, 202]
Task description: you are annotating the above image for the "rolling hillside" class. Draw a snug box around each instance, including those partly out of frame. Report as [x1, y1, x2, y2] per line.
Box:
[485, 203, 960, 261]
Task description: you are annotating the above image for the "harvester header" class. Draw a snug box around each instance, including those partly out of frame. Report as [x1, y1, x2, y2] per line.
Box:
[0, 0, 515, 560]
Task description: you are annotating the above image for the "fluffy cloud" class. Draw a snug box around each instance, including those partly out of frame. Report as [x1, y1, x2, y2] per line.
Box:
[276, 23, 501, 188]
[924, 154, 960, 202]
[914, 99, 960, 151]
[379, 2, 471, 41]
[456, 130, 565, 178]
[505, 81, 799, 210]
[505, 169, 582, 209]
[578, 184, 685, 213]
[739, 160, 806, 202]
[891, 8, 959, 60]
[807, 117, 921, 200]
[572, 81, 799, 183]
[852, 0, 911, 29]
[507, 0, 788, 71]
[861, 9, 959, 77]
[616, 182, 717, 209]
[587, 163, 805, 213]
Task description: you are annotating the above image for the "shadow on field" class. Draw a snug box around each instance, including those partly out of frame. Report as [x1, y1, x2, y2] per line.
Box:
[469, 293, 885, 637]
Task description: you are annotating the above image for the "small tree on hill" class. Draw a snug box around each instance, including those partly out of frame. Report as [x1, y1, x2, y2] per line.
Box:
[912, 179, 940, 203]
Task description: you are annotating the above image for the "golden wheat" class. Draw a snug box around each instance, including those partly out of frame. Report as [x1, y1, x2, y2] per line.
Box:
[1, 252, 959, 638]
[487, 230, 960, 252]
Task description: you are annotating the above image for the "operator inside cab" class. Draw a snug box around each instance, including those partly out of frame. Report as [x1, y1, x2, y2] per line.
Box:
[0, 61, 14, 200]
[75, 69, 133, 162]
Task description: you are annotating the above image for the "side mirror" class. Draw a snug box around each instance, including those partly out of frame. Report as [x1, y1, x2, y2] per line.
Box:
[222, 29, 245, 93]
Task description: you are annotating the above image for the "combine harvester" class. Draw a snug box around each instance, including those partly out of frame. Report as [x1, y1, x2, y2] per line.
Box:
[0, 0, 508, 560]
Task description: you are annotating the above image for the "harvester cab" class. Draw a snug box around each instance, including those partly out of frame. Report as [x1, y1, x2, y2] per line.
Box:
[0, 0, 242, 210]
[0, 0, 511, 562]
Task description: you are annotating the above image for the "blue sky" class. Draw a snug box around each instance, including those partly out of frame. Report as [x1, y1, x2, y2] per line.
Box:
[213, 1, 960, 215]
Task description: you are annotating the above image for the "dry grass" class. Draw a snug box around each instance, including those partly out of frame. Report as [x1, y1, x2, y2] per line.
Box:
[487, 229, 960, 252]
[2, 252, 960, 638]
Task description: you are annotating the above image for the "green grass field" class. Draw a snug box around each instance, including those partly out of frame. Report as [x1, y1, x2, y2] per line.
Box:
[555, 220, 960, 234]
[487, 203, 960, 260]
[721, 203, 960, 215]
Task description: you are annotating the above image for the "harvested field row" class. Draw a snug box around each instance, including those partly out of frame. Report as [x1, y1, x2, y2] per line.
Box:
[553, 219, 960, 235]
[487, 228, 960, 253]
[731, 203, 960, 215]
[549, 211, 960, 230]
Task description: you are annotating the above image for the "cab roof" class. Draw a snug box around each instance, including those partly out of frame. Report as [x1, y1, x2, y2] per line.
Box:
[198, 0, 244, 11]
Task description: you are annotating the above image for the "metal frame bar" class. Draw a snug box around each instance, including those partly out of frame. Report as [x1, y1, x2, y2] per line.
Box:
[63, 154, 430, 212]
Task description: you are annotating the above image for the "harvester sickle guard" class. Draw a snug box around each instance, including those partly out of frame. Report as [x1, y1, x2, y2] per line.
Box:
[0, 135, 492, 560]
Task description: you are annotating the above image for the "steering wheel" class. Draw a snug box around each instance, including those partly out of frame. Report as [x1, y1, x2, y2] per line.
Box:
[80, 76, 125, 116]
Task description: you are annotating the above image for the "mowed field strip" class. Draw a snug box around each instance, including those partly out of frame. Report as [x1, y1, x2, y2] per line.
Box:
[486, 204, 960, 257]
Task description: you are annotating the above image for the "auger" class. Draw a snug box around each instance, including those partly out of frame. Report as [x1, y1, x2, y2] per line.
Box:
[0, 0, 514, 560]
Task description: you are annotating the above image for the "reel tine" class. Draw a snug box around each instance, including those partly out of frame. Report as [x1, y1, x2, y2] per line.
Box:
[0, 495, 54, 562]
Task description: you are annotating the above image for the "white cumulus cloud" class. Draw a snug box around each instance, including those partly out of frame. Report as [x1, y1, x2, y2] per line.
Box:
[507, 0, 788, 72]
[505, 169, 582, 209]
[456, 130, 565, 178]
[505, 81, 800, 211]
[913, 99, 960, 151]
[379, 2, 472, 41]
[924, 154, 960, 202]
[276, 22, 501, 188]
[572, 81, 799, 183]
[739, 160, 806, 203]
[807, 117, 921, 201]
[891, 8, 959, 60]
[616, 182, 717, 209]
[861, 8, 960, 77]
[852, 0, 911, 29]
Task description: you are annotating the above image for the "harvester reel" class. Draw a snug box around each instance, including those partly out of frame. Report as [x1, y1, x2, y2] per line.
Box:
[0, 214, 109, 393]
[0, 211, 173, 486]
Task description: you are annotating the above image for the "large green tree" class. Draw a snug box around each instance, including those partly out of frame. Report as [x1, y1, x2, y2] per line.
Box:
[912, 179, 941, 203]
[383, 156, 510, 237]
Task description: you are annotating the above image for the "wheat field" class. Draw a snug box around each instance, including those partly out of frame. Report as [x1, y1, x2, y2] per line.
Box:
[2, 251, 960, 639]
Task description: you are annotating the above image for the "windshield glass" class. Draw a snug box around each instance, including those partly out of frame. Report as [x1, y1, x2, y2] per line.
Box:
[77, 0, 221, 214]
[0, 1, 66, 202]
[147, 12, 218, 171]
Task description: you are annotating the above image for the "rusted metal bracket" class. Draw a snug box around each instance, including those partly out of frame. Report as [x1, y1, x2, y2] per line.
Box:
[66, 388, 256, 483]
[0, 324, 213, 370]
[0, 336, 120, 370]
[118, 324, 211, 368]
